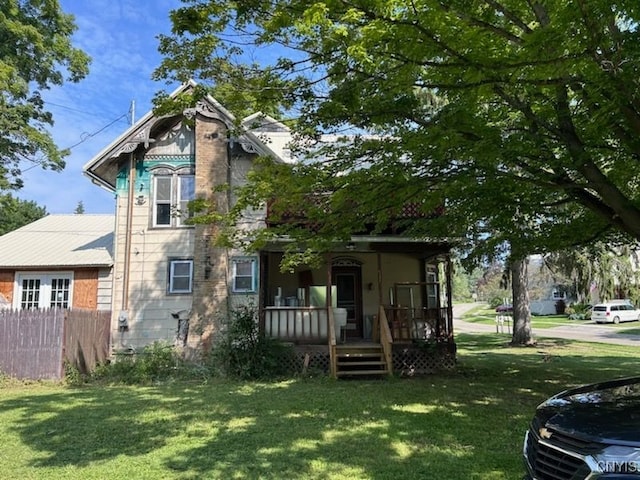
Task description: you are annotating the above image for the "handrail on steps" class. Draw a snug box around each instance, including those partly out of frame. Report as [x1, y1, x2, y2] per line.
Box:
[327, 307, 337, 378]
[378, 305, 393, 376]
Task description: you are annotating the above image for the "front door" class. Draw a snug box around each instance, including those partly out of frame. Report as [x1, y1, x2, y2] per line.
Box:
[333, 266, 363, 338]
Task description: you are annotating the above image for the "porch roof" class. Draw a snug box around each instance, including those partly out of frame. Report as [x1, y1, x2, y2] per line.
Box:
[260, 235, 452, 255]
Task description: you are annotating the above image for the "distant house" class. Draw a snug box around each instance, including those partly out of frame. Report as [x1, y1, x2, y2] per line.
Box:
[530, 285, 576, 315]
[0, 215, 114, 310]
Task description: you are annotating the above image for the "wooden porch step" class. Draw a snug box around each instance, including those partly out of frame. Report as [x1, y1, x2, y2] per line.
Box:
[337, 360, 386, 367]
[336, 368, 389, 377]
[334, 343, 390, 378]
[337, 352, 383, 358]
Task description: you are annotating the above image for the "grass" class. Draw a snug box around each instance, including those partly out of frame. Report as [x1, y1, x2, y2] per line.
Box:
[464, 305, 640, 330]
[2, 336, 640, 480]
[616, 327, 640, 335]
[464, 305, 579, 328]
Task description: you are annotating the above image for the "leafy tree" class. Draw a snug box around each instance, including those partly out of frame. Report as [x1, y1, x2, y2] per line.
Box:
[475, 262, 510, 306]
[0, 0, 90, 190]
[451, 260, 473, 302]
[74, 200, 85, 214]
[544, 245, 640, 305]
[157, 1, 640, 344]
[451, 259, 484, 302]
[0, 194, 46, 236]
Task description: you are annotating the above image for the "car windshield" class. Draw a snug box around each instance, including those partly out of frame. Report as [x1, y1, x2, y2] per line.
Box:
[593, 306, 607, 311]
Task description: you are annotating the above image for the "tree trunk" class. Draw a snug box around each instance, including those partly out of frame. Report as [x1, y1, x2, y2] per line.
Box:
[511, 257, 535, 345]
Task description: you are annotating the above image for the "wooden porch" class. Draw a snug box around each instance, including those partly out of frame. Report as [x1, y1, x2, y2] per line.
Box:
[260, 304, 455, 377]
[258, 244, 456, 377]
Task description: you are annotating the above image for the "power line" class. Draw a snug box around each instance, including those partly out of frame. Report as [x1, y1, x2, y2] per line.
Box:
[44, 100, 130, 124]
[65, 113, 129, 150]
[21, 111, 130, 173]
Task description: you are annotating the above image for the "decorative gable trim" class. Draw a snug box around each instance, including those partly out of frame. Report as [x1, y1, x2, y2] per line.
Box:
[112, 124, 155, 158]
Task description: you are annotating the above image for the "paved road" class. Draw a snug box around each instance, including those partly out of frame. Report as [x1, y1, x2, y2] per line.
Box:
[453, 303, 640, 347]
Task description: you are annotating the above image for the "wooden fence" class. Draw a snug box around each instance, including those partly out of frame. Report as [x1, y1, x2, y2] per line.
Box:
[0, 309, 110, 380]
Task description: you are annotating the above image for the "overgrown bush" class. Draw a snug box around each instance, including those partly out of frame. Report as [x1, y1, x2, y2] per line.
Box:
[64, 361, 84, 386]
[488, 296, 505, 309]
[91, 341, 194, 384]
[567, 303, 592, 320]
[210, 303, 295, 380]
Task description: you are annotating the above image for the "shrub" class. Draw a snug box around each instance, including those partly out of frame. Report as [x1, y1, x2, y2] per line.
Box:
[92, 341, 190, 384]
[64, 361, 85, 386]
[567, 303, 592, 320]
[489, 296, 504, 309]
[210, 303, 294, 380]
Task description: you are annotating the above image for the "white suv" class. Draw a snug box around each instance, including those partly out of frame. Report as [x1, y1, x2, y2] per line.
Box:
[591, 301, 640, 324]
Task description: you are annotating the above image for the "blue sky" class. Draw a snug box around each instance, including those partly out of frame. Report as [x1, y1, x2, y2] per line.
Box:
[16, 0, 182, 214]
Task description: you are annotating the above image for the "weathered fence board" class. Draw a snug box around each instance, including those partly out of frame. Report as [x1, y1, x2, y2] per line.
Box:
[0, 309, 64, 379]
[0, 309, 111, 380]
[64, 310, 110, 374]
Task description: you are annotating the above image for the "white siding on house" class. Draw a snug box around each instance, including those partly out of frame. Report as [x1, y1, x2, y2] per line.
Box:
[97, 267, 112, 311]
[231, 154, 266, 232]
[111, 192, 195, 348]
[146, 122, 194, 156]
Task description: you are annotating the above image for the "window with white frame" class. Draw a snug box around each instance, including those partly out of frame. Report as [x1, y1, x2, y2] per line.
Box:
[426, 267, 439, 309]
[14, 273, 73, 309]
[152, 173, 195, 227]
[552, 289, 566, 300]
[232, 257, 257, 293]
[168, 259, 193, 294]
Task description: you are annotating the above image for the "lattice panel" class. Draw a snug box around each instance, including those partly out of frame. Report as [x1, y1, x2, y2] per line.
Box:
[278, 345, 455, 377]
[392, 346, 456, 376]
[278, 350, 330, 374]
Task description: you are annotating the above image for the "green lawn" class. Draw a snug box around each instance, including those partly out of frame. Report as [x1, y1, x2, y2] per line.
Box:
[616, 327, 640, 335]
[464, 305, 640, 332]
[1, 335, 639, 480]
[465, 305, 585, 328]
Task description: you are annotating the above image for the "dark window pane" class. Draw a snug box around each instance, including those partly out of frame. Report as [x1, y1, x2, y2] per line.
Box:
[235, 277, 252, 291]
[156, 204, 171, 225]
[172, 277, 190, 291]
[236, 262, 252, 276]
[173, 262, 191, 276]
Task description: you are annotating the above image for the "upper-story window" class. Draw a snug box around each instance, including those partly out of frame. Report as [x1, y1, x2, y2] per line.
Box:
[152, 173, 195, 227]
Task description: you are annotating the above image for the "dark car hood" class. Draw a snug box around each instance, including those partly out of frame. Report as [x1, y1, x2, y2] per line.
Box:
[535, 376, 640, 445]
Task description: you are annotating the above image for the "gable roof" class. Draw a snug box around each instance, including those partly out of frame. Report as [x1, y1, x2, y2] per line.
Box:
[241, 112, 294, 163]
[0, 214, 114, 269]
[83, 81, 293, 190]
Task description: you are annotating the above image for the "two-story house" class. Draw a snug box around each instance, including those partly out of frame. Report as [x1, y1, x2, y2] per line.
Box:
[83, 81, 456, 377]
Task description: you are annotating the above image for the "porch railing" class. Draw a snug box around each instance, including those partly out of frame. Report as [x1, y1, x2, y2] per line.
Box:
[383, 306, 453, 343]
[261, 306, 338, 377]
[262, 307, 332, 344]
[261, 305, 452, 344]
